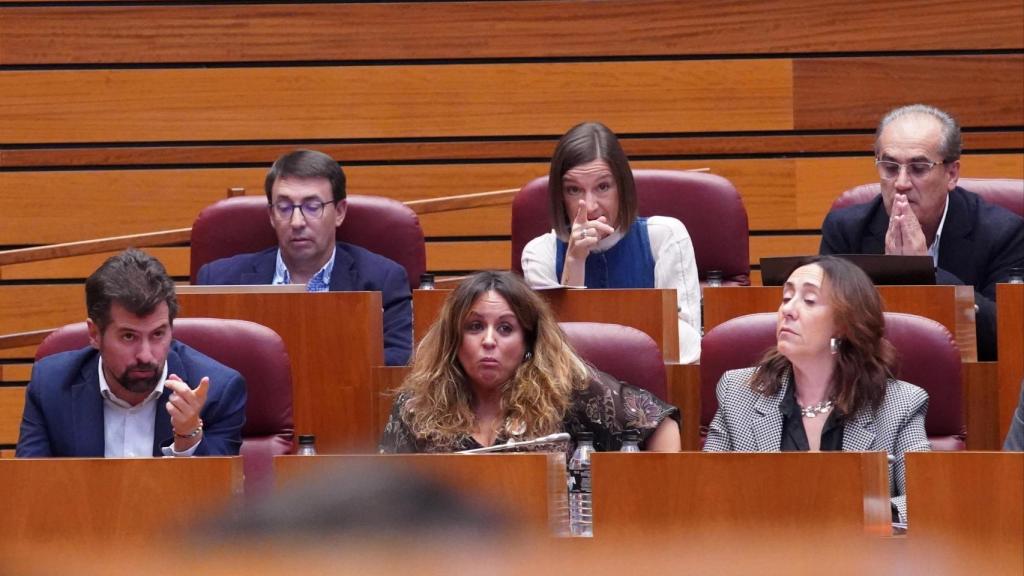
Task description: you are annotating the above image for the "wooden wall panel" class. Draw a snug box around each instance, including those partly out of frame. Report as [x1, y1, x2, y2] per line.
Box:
[5, 154, 1019, 246]
[0, 285, 83, 336]
[0, 387, 26, 445]
[794, 56, 1024, 130]
[0, 61, 793, 144]
[793, 155, 1024, 229]
[4, 131, 1021, 170]
[0, 248, 189, 280]
[2, 1, 1021, 65]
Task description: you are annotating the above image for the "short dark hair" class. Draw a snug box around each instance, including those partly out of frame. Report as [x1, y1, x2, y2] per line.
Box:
[548, 122, 637, 238]
[86, 249, 178, 333]
[264, 149, 347, 203]
[875, 104, 962, 162]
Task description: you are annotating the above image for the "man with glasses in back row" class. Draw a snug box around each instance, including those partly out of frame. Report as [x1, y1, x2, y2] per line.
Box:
[821, 104, 1024, 361]
[197, 149, 413, 365]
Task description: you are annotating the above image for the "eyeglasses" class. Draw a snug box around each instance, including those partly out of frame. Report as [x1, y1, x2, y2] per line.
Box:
[875, 159, 947, 181]
[270, 199, 335, 220]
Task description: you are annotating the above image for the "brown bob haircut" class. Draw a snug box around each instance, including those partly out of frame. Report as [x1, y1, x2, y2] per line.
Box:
[750, 255, 898, 416]
[547, 122, 637, 238]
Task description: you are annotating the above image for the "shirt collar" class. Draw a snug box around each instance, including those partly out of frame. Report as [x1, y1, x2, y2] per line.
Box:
[97, 355, 167, 409]
[928, 194, 950, 266]
[272, 246, 336, 292]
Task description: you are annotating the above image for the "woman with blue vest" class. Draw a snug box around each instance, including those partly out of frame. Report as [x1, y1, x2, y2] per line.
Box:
[521, 122, 702, 363]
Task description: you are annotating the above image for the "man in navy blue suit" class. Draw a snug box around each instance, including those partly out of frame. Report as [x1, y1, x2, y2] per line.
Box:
[821, 104, 1024, 361]
[196, 149, 413, 366]
[17, 249, 246, 457]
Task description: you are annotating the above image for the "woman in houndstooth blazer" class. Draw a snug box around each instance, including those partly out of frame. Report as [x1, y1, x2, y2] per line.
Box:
[703, 256, 930, 523]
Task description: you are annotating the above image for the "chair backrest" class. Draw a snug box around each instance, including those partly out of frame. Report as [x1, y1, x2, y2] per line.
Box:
[189, 195, 427, 289]
[831, 177, 1024, 217]
[559, 321, 667, 402]
[36, 317, 295, 492]
[512, 169, 750, 285]
[699, 312, 964, 450]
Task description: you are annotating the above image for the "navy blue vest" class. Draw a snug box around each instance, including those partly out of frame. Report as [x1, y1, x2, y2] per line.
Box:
[555, 218, 656, 288]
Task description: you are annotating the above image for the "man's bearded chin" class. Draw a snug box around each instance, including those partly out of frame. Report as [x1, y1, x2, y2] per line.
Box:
[116, 362, 162, 394]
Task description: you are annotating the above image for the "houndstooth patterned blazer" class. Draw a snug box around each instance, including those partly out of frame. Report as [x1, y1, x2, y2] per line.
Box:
[703, 367, 931, 523]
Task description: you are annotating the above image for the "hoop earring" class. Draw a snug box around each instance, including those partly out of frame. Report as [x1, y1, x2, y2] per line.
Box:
[830, 337, 841, 355]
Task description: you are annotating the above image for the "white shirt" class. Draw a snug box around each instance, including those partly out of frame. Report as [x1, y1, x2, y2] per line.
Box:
[928, 195, 951, 267]
[521, 215, 702, 363]
[98, 357, 199, 457]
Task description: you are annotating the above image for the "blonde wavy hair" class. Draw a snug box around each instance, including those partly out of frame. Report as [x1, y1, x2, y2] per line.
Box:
[399, 271, 589, 449]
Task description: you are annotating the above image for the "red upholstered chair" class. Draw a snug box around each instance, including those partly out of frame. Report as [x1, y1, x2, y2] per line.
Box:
[35, 318, 294, 493]
[189, 195, 427, 289]
[699, 312, 964, 450]
[512, 170, 750, 285]
[831, 177, 1024, 217]
[559, 321, 667, 402]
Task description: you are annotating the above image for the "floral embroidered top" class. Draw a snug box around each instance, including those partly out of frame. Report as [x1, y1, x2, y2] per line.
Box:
[378, 369, 680, 454]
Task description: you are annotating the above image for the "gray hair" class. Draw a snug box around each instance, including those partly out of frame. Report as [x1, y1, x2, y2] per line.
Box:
[874, 104, 962, 162]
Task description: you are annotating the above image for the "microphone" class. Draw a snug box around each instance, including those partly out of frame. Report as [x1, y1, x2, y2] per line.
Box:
[458, 432, 571, 454]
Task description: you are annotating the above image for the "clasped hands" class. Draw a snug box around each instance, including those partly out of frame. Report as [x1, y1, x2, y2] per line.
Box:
[885, 194, 928, 256]
[165, 374, 209, 451]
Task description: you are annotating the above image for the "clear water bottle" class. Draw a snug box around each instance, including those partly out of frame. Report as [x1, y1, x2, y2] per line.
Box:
[568, 431, 595, 537]
[419, 273, 436, 290]
[620, 430, 640, 452]
[296, 434, 317, 456]
[1009, 267, 1024, 284]
[706, 269, 724, 288]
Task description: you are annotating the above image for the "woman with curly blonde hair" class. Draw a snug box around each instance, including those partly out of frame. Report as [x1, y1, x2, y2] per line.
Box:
[379, 271, 680, 453]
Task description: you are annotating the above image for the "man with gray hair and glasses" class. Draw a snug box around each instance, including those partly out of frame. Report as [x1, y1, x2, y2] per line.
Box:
[820, 104, 1024, 361]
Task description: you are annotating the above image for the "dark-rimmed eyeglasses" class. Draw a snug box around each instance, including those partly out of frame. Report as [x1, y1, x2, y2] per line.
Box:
[269, 199, 335, 220]
[875, 159, 947, 181]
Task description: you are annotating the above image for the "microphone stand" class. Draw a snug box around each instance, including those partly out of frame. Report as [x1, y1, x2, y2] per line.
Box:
[458, 432, 571, 454]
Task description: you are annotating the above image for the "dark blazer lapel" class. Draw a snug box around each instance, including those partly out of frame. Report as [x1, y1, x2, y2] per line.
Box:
[152, 345, 184, 456]
[72, 355, 106, 457]
[240, 249, 277, 285]
[861, 198, 889, 254]
[936, 187, 974, 275]
[842, 407, 877, 451]
[328, 243, 358, 291]
[750, 375, 786, 451]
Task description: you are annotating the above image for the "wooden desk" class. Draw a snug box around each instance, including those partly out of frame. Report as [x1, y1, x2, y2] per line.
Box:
[704, 285, 977, 362]
[414, 288, 679, 361]
[590, 452, 891, 541]
[177, 288, 384, 452]
[997, 283, 1024, 443]
[274, 453, 567, 534]
[0, 457, 242, 546]
[905, 451, 1024, 575]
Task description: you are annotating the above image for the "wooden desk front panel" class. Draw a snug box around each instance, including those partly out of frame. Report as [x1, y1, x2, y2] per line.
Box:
[414, 288, 679, 361]
[997, 283, 1024, 443]
[274, 453, 566, 534]
[178, 291, 384, 452]
[0, 457, 242, 546]
[905, 452, 1024, 575]
[591, 452, 891, 541]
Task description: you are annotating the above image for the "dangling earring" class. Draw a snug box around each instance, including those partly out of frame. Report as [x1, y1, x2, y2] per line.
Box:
[830, 337, 841, 355]
[523, 350, 533, 362]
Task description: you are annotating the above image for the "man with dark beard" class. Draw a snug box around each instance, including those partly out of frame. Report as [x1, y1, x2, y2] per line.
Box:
[16, 249, 246, 457]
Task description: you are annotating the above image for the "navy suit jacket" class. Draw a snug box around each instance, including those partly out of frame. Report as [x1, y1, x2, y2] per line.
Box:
[16, 340, 246, 457]
[820, 186, 1024, 361]
[196, 242, 413, 366]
